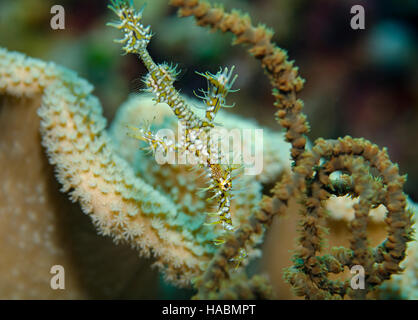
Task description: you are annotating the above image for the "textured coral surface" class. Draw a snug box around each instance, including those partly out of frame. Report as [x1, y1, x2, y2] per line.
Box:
[0, 0, 417, 300]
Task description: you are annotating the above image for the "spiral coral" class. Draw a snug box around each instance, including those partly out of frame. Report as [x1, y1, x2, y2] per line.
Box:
[170, 0, 415, 300]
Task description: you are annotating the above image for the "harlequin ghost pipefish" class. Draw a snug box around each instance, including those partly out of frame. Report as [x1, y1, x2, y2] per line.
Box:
[108, 0, 246, 261]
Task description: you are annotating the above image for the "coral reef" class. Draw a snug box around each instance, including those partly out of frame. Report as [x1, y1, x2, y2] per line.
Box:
[377, 200, 418, 300]
[170, 0, 416, 299]
[0, 0, 416, 300]
[0, 50, 160, 299]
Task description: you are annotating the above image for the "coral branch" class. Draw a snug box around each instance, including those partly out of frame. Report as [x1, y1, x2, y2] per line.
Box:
[170, 0, 307, 165]
[0, 47, 212, 286]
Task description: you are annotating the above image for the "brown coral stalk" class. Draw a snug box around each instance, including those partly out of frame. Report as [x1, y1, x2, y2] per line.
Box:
[170, 0, 308, 166]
